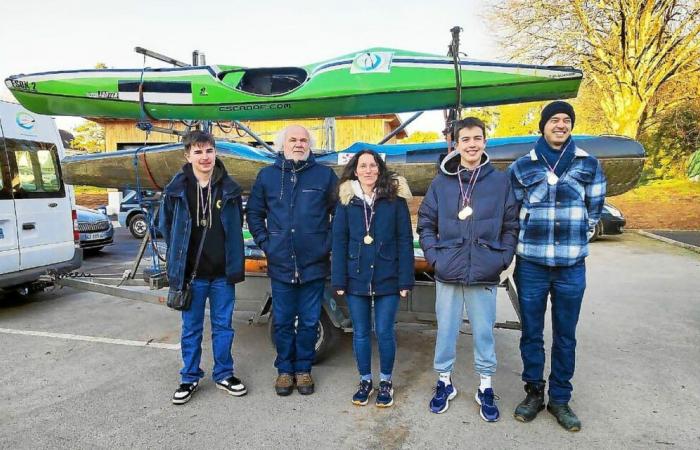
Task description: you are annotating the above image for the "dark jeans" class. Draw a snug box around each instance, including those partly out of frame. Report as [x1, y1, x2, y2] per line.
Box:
[180, 277, 236, 383]
[271, 278, 325, 374]
[514, 257, 586, 404]
[346, 294, 400, 379]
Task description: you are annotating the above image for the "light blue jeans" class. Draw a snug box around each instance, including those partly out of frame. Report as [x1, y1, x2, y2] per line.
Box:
[433, 281, 497, 376]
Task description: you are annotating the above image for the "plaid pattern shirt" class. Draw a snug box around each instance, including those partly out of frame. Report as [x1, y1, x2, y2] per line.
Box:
[509, 147, 606, 267]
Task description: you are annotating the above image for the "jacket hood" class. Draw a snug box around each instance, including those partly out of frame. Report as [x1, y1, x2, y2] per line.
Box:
[439, 150, 493, 181]
[338, 175, 412, 205]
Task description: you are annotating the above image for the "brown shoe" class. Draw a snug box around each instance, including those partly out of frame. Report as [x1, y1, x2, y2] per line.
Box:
[275, 373, 295, 396]
[295, 372, 315, 395]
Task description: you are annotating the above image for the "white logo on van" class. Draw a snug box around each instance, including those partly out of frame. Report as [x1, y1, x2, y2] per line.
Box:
[16, 112, 36, 130]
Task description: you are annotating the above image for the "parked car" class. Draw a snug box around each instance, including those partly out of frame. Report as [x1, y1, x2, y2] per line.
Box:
[76, 205, 114, 252]
[118, 190, 158, 239]
[591, 202, 626, 241]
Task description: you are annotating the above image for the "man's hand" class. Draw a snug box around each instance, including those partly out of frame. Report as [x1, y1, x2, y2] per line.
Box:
[336, 290, 345, 296]
[400, 289, 409, 298]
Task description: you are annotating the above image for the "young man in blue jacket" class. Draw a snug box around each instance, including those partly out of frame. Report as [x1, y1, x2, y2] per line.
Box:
[159, 130, 247, 405]
[246, 125, 338, 396]
[418, 117, 519, 422]
[509, 101, 606, 432]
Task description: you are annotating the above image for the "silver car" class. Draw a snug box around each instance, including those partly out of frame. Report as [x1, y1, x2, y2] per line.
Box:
[76, 205, 114, 252]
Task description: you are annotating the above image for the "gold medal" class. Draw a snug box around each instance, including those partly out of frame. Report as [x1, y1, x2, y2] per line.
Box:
[458, 205, 473, 220]
[363, 235, 374, 245]
[547, 171, 559, 185]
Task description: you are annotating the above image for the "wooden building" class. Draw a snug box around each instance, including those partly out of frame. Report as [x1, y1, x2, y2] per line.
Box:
[92, 114, 407, 151]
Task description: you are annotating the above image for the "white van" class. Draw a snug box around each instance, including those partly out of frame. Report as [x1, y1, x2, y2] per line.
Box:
[0, 101, 81, 291]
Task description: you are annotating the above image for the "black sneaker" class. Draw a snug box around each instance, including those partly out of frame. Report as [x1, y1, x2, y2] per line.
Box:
[513, 383, 545, 422]
[375, 380, 394, 408]
[547, 403, 582, 432]
[352, 380, 374, 406]
[216, 376, 247, 397]
[172, 381, 198, 405]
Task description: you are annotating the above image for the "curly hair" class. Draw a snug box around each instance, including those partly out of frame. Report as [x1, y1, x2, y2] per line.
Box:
[337, 149, 398, 200]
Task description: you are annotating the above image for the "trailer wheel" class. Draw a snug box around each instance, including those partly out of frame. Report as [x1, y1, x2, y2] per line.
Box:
[268, 309, 339, 364]
[129, 213, 148, 239]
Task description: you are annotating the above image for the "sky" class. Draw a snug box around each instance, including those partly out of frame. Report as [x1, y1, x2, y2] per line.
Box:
[0, 0, 499, 138]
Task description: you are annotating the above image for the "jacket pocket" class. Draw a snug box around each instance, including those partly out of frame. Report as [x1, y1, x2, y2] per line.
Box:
[562, 168, 593, 201]
[434, 237, 467, 282]
[518, 171, 548, 203]
[471, 238, 506, 282]
[378, 242, 397, 261]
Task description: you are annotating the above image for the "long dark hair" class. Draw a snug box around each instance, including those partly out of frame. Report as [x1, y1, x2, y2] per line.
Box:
[338, 149, 398, 200]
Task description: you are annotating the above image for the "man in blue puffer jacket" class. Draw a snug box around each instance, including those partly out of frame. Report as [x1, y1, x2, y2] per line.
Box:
[418, 117, 519, 422]
[246, 125, 338, 396]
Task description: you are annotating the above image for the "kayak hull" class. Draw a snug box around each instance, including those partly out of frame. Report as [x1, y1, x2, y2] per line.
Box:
[61, 135, 644, 196]
[6, 48, 582, 121]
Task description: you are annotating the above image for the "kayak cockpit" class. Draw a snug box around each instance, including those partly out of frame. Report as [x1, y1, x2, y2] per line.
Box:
[219, 67, 308, 96]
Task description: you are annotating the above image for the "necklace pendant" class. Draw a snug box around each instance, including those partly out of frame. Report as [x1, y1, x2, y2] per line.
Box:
[458, 205, 473, 220]
[547, 172, 559, 185]
[363, 235, 374, 245]
[200, 219, 208, 227]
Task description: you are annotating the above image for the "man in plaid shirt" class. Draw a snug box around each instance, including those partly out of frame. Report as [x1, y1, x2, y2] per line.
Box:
[509, 101, 606, 432]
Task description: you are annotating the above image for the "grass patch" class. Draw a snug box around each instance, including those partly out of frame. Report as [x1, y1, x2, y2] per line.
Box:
[617, 178, 700, 202]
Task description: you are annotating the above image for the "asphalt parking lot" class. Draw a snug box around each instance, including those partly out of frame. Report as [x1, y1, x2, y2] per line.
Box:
[1, 230, 699, 449]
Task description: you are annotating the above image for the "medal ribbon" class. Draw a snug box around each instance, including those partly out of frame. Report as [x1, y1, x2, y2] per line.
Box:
[361, 191, 376, 239]
[457, 166, 481, 208]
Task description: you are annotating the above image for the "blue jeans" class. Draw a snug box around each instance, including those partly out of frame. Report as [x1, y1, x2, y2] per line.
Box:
[271, 278, 325, 374]
[433, 281, 497, 376]
[514, 257, 586, 404]
[346, 294, 400, 380]
[180, 277, 236, 383]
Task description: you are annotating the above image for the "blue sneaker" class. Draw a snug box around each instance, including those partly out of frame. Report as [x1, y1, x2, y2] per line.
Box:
[475, 388, 500, 422]
[429, 380, 457, 414]
[352, 380, 373, 406]
[375, 380, 394, 408]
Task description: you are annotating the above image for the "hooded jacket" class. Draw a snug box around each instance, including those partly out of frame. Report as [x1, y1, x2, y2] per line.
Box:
[417, 150, 519, 285]
[246, 152, 338, 284]
[159, 159, 245, 290]
[331, 176, 415, 296]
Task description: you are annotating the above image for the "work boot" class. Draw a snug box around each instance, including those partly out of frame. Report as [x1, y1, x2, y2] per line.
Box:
[513, 383, 545, 422]
[295, 372, 315, 395]
[275, 373, 295, 396]
[547, 403, 582, 432]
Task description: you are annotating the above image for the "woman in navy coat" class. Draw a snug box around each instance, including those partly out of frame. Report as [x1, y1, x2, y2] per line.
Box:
[331, 149, 414, 408]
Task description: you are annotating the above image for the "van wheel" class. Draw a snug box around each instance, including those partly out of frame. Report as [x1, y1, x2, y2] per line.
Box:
[268, 309, 339, 364]
[129, 213, 148, 239]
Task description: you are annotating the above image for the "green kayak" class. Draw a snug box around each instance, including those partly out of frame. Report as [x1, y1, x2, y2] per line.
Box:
[5, 48, 582, 121]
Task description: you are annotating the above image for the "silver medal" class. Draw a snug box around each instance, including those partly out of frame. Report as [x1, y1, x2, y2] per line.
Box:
[200, 219, 208, 227]
[363, 235, 374, 245]
[547, 172, 559, 185]
[458, 205, 473, 220]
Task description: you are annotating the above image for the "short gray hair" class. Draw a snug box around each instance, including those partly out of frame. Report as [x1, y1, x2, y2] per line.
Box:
[273, 125, 316, 152]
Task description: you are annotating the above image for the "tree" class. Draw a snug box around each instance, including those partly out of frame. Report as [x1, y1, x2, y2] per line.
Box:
[640, 96, 700, 178]
[490, 0, 700, 138]
[71, 120, 105, 153]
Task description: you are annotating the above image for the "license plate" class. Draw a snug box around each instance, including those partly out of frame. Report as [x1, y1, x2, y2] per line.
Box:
[85, 232, 107, 240]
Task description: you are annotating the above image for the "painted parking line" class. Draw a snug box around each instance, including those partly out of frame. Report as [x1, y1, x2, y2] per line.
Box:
[0, 327, 180, 350]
